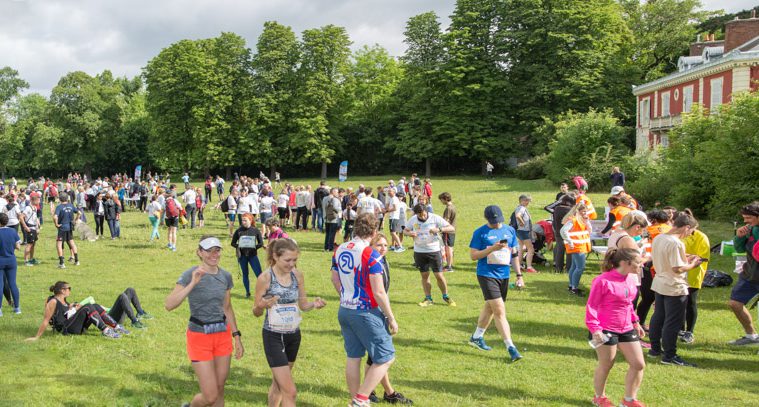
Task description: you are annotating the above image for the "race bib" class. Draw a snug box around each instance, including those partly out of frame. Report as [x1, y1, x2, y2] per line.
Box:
[268, 303, 302, 332]
[238, 235, 256, 249]
[487, 248, 512, 265]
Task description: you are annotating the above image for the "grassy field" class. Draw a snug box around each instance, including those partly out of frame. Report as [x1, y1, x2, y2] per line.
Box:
[0, 176, 757, 406]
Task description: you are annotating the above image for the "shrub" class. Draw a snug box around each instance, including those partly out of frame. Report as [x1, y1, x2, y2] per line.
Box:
[515, 154, 547, 180]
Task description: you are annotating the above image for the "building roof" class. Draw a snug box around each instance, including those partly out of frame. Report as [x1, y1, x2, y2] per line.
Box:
[633, 35, 759, 96]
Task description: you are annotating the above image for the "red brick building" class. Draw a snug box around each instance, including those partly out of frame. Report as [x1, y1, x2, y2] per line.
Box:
[632, 14, 759, 152]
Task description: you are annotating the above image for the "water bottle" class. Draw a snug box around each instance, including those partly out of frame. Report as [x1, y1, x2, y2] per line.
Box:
[588, 332, 611, 349]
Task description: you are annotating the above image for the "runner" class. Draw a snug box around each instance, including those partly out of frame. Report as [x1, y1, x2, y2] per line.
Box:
[165, 236, 244, 407]
[253, 238, 326, 407]
[20, 194, 40, 266]
[467, 205, 524, 362]
[403, 204, 456, 307]
[561, 203, 592, 296]
[439, 192, 456, 271]
[53, 194, 79, 269]
[586, 248, 646, 407]
[331, 213, 398, 407]
[165, 191, 181, 252]
[231, 214, 264, 298]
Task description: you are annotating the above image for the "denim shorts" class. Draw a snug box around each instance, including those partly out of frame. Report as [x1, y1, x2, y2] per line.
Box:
[516, 230, 531, 241]
[338, 307, 395, 364]
[731, 277, 759, 305]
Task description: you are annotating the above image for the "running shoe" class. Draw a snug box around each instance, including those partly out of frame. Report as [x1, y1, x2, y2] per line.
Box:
[75, 261, 80, 266]
[348, 399, 370, 407]
[115, 324, 131, 335]
[526, 267, 538, 273]
[620, 399, 646, 407]
[507, 346, 523, 362]
[31, 258, 40, 265]
[131, 320, 146, 329]
[661, 355, 696, 367]
[369, 392, 381, 403]
[384, 391, 413, 405]
[679, 331, 694, 344]
[102, 327, 121, 339]
[569, 288, 584, 297]
[468, 336, 492, 351]
[727, 335, 759, 346]
[68, 256, 74, 263]
[58, 263, 66, 269]
[418, 298, 434, 307]
[13, 307, 21, 314]
[442, 297, 457, 307]
[138, 312, 154, 320]
[591, 395, 614, 407]
[647, 349, 661, 358]
[395, 246, 406, 253]
[25, 261, 33, 267]
[639, 341, 651, 349]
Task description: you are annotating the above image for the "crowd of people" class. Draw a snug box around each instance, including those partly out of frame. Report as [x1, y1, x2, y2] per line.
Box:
[1, 169, 758, 407]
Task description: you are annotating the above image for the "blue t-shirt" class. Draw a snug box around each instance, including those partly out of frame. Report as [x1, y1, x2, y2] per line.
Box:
[54, 203, 77, 232]
[0, 227, 20, 265]
[469, 224, 518, 279]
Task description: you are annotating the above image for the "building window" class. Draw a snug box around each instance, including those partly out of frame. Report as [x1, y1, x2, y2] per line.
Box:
[640, 98, 650, 126]
[710, 77, 723, 113]
[683, 86, 694, 113]
[661, 92, 670, 117]
[660, 134, 669, 148]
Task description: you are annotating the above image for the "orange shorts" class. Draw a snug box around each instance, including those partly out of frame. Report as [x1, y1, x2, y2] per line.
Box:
[186, 325, 233, 362]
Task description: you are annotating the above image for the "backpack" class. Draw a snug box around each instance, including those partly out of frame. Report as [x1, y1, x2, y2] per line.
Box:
[166, 198, 180, 217]
[325, 198, 338, 221]
[220, 197, 229, 213]
[509, 211, 518, 230]
[702, 269, 733, 288]
[573, 176, 588, 191]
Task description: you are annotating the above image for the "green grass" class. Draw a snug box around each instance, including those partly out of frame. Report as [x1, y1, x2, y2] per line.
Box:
[1, 176, 757, 406]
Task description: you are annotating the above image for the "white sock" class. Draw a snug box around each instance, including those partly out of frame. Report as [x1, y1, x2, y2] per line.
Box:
[624, 397, 635, 402]
[472, 327, 486, 339]
[504, 338, 515, 348]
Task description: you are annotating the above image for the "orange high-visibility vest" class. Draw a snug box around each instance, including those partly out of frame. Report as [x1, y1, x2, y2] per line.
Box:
[609, 206, 632, 231]
[642, 224, 671, 255]
[564, 216, 591, 254]
[576, 195, 597, 220]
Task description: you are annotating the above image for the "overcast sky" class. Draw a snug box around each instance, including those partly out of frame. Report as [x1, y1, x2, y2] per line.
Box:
[1, 0, 754, 95]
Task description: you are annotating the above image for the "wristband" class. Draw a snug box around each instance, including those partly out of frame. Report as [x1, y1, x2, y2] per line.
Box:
[516, 274, 523, 277]
[232, 331, 241, 338]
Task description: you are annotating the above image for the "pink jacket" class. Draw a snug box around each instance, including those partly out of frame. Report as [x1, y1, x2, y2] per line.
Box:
[585, 270, 639, 333]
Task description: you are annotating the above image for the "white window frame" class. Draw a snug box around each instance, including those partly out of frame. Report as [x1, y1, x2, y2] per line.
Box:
[683, 85, 694, 113]
[640, 98, 650, 126]
[661, 92, 670, 117]
[710, 77, 723, 113]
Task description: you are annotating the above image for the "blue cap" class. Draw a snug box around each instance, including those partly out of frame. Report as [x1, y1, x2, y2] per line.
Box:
[484, 205, 504, 224]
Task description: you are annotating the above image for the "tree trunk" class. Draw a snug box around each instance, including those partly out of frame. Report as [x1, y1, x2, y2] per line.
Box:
[425, 158, 431, 178]
[481, 160, 488, 176]
[321, 161, 327, 181]
[204, 167, 210, 178]
[270, 164, 277, 180]
[225, 166, 231, 180]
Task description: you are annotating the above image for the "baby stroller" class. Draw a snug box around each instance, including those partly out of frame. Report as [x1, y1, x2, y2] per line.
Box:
[527, 219, 553, 266]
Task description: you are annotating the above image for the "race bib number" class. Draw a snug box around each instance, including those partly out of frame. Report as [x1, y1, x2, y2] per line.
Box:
[487, 248, 512, 265]
[268, 303, 302, 332]
[238, 235, 256, 249]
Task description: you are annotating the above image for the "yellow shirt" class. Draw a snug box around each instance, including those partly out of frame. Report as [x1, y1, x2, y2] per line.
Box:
[682, 230, 710, 289]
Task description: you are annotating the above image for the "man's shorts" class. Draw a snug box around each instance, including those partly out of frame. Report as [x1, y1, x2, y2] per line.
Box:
[730, 277, 759, 305]
[47, 196, 56, 203]
[165, 217, 179, 228]
[186, 325, 233, 362]
[260, 212, 272, 224]
[587, 329, 640, 345]
[389, 219, 401, 233]
[24, 229, 38, 244]
[442, 232, 455, 247]
[516, 230, 531, 241]
[414, 251, 444, 273]
[338, 307, 395, 364]
[477, 275, 509, 301]
[228, 213, 236, 222]
[56, 230, 73, 242]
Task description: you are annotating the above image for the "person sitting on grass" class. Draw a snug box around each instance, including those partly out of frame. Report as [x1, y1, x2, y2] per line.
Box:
[26, 282, 152, 341]
[266, 218, 289, 241]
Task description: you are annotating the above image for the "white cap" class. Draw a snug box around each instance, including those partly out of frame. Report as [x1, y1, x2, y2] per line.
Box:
[611, 186, 625, 195]
[199, 237, 222, 250]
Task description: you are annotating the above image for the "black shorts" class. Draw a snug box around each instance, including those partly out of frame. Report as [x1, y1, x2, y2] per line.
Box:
[442, 233, 455, 247]
[262, 329, 301, 368]
[56, 230, 73, 242]
[587, 329, 640, 345]
[277, 207, 288, 219]
[165, 217, 179, 227]
[24, 229, 38, 244]
[478, 276, 509, 301]
[414, 251, 443, 273]
[47, 196, 57, 203]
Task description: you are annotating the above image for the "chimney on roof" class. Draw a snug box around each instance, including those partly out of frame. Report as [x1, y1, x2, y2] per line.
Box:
[725, 14, 759, 52]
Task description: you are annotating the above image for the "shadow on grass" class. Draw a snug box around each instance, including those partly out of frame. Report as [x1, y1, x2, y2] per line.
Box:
[135, 372, 269, 405]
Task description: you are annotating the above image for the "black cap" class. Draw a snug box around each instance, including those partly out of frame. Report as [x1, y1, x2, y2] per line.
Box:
[484, 205, 504, 224]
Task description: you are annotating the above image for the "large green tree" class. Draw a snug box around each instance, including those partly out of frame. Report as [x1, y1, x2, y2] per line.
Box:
[292, 25, 352, 179]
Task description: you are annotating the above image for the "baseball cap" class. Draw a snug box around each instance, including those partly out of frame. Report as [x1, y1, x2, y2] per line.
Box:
[199, 237, 222, 250]
[484, 205, 505, 224]
[611, 186, 625, 195]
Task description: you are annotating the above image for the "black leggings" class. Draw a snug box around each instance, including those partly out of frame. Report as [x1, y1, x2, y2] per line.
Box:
[108, 287, 144, 324]
[62, 304, 117, 334]
[636, 263, 656, 326]
[684, 287, 699, 333]
[94, 214, 105, 236]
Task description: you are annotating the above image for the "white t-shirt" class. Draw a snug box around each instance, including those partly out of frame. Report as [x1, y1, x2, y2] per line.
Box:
[296, 191, 310, 208]
[388, 196, 401, 220]
[183, 189, 197, 205]
[21, 206, 38, 228]
[277, 194, 289, 208]
[405, 213, 450, 253]
[239, 195, 259, 215]
[226, 195, 238, 213]
[2, 203, 22, 226]
[357, 196, 380, 216]
[260, 196, 275, 213]
[147, 201, 162, 216]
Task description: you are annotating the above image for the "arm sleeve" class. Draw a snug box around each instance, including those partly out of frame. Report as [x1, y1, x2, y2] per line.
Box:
[255, 230, 264, 249]
[560, 221, 573, 241]
[585, 278, 604, 333]
[734, 234, 748, 254]
[230, 231, 239, 248]
[600, 214, 615, 234]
